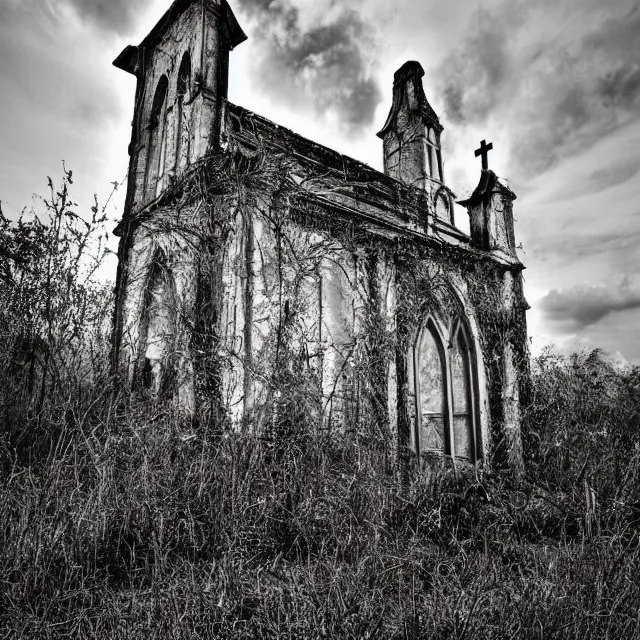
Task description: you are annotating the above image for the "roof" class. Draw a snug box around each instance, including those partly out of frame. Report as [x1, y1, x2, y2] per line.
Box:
[377, 61, 442, 139]
[226, 102, 471, 244]
[457, 170, 517, 208]
[226, 102, 431, 211]
[113, 0, 247, 74]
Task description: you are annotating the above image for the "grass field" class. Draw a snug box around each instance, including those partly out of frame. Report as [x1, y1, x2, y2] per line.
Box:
[1, 175, 639, 638]
[1, 349, 639, 639]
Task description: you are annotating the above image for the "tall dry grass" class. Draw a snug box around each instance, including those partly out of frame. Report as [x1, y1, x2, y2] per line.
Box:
[1, 173, 639, 638]
[1, 386, 639, 638]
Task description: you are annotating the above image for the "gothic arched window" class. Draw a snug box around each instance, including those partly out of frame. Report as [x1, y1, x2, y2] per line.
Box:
[416, 320, 449, 454]
[435, 192, 451, 223]
[145, 75, 169, 200]
[451, 325, 475, 460]
[413, 315, 479, 462]
[139, 250, 176, 396]
[175, 52, 192, 169]
[427, 129, 441, 181]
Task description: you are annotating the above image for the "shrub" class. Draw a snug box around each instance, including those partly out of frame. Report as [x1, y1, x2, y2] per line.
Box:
[1, 173, 639, 638]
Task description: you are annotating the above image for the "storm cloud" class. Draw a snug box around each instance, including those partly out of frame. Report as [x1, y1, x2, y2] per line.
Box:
[540, 278, 640, 330]
[235, 0, 382, 136]
[65, 0, 155, 33]
[437, 0, 640, 178]
[438, 3, 528, 126]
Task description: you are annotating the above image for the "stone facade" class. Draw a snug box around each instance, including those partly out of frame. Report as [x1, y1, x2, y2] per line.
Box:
[112, 0, 530, 472]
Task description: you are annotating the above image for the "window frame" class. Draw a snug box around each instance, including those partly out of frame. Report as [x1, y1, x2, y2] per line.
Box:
[137, 249, 177, 397]
[144, 75, 169, 201]
[413, 315, 452, 456]
[175, 51, 192, 170]
[412, 314, 481, 463]
[426, 128, 442, 182]
[450, 320, 479, 462]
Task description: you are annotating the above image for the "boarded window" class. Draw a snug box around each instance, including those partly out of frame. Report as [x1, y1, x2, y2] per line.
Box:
[418, 323, 447, 453]
[451, 329, 474, 460]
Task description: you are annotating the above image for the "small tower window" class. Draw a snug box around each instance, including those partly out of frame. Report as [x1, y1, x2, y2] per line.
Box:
[435, 193, 451, 223]
[145, 75, 169, 200]
[175, 52, 192, 169]
[427, 129, 441, 181]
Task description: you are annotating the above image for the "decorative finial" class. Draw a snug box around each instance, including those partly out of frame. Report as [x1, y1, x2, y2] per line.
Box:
[474, 139, 493, 171]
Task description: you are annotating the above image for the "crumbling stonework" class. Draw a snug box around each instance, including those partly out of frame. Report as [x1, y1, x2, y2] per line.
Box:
[112, 0, 530, 473]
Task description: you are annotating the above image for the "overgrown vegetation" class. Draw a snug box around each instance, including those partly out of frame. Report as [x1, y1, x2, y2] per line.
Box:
[1, 172, 639, 638]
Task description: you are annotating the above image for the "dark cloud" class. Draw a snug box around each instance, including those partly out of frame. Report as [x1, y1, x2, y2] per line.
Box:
[525, 229, 640, 272]
[235, 0, 382, 135]
[598, 65, 640, 109]
[65, 0, 154, 33]
[540, 278, 640, 329]
[438, 3, 528, 125]
[436, 0, 640, 178]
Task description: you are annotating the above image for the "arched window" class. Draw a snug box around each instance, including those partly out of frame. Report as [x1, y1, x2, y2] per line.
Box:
[145, 75, 169, 200]
[413, 315, 479, 462]
[139, 250, 176, 396]
[416, 321, 448, 454]
[427, 129, 441, 181]
[175, 52, 192, 169]
[451, 326, 475, 460]
[435, 193, 451, 223]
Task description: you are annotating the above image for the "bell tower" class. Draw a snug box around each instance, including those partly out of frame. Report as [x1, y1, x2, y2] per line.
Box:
[111, 1, 246, 390]
[113, 0, 247, 215]
[377, 61, 455, 225]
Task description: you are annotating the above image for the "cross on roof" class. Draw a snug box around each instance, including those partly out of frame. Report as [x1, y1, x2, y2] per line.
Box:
[475, 139, 493, 171]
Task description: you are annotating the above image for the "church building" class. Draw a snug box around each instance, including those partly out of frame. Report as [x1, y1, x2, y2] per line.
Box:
[112, 0, 530, 472]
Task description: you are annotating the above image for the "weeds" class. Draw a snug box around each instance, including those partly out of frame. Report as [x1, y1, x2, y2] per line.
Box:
[1, 173, 639, 638]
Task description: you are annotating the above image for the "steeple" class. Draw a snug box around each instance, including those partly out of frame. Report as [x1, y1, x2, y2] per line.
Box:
[377, 61, 454, 224]
[113, 0, 247, 215]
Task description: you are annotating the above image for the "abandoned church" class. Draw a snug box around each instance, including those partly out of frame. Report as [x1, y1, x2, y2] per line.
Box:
[111, 0, 530, 472]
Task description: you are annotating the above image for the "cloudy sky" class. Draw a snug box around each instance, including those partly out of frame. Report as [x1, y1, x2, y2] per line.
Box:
[1, 0, 639, 362]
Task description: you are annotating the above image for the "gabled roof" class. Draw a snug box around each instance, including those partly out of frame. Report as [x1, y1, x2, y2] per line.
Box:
[457, 170, 516, 208]
[377, 61, 442, 139]
[113, 0, 247, 74]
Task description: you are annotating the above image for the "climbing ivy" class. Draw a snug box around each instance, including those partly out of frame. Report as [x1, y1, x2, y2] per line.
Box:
[115, 119, 530, 474]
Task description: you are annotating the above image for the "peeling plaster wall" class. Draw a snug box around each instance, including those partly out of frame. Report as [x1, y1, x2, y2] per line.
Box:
[116, 171, 527, 473]
[113, 40, 528, 474]
[115, 150, 527, 475]
[118, 206, 200, 411]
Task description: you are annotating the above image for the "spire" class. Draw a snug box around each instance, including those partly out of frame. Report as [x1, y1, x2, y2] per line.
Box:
[112, 0, 247, 216]
[377, 61, 450, 222]
[377, 61, 442, 140]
